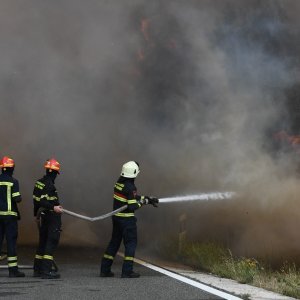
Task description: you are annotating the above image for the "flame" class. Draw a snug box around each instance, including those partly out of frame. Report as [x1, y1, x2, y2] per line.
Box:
[137, 49, 145, 61]
[274, 130, 300, 154]
[132, 17, 178, 77]
[140, 18, 150, 42]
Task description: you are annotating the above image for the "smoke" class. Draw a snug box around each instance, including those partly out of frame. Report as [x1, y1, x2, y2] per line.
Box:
[0, 0, 300, 264]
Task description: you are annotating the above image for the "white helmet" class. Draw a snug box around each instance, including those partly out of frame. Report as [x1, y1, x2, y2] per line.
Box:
[121, 161, 140, 178]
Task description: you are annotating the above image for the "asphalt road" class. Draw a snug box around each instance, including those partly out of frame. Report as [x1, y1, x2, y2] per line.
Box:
[0, 247, 224, 300]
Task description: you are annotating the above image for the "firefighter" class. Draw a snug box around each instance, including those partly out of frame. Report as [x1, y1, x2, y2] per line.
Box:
[33, 158, 63, 279]
[100, 161, 159, 278]
[0, 156, 25, 277]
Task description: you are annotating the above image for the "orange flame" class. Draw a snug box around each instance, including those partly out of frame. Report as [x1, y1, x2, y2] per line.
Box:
[137, 49, 145, 61]
[141, 18, 150, 42]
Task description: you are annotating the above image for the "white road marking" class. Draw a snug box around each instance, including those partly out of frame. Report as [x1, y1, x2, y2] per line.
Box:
[133, 256, 243, 300]
[0, 265, 32, 269]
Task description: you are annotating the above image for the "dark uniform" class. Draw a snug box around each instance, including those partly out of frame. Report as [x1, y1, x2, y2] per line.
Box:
[33, 175, 61, 276]
[0, 172, 23, 275]
[100, 177, 146, 276]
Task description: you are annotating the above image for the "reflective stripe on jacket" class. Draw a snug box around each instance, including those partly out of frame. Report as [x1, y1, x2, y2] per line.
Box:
[33, 175, 60, 217]
[113, 177, 142, 218]
[0, 174, 21, 218]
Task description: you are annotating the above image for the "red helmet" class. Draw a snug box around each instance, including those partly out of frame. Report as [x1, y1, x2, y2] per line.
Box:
[44, 158, 60, 174]
[0, 156, 15, 168]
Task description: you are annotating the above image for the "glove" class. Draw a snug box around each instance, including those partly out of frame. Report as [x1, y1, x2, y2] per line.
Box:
[147, 196, 159, 208]
[139, 196, 148, 206]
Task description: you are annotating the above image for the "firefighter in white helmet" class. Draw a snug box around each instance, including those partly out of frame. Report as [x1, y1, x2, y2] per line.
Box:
[100, 161, 158, 278]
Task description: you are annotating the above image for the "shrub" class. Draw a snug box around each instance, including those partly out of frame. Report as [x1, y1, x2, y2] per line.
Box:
[172, 240, 300, 298]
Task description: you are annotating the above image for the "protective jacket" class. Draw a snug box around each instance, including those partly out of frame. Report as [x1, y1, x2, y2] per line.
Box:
[0, 173, 21, 219]
[113, 177, 143, 217]
[33, 175, 60, 216]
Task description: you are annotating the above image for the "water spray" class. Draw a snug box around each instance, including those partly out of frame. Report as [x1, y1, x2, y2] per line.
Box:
[62, 192, 236, 222]
[159, 192, 236, 203]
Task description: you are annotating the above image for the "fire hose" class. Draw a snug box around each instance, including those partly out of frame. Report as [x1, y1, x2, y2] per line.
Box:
[62, 192, 235, 222]
[1, 192, 235, 269]
[62, 205, 128, 221]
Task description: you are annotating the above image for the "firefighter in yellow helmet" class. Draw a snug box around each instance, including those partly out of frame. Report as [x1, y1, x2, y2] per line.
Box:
[100, 161, 159, 278]
[0, 156, 25, 277]
[33, 158, 63, 279]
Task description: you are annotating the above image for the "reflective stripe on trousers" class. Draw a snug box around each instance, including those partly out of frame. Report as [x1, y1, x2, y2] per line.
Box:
[0, 219, 18, 269]
[101, 217, 137, 274]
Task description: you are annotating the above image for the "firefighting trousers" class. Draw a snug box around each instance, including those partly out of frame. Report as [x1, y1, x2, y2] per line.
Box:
[34, 212, 61, 273]
[0, 218, 19, 271]
[101, 216, 137, 274]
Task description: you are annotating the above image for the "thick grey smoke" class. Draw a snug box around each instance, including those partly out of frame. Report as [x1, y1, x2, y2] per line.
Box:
[0, 0, 299, 264]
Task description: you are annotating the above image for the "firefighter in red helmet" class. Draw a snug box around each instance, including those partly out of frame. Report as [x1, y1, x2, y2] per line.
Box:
[33, 158, 63, 279]
[0, 156, 25, 277]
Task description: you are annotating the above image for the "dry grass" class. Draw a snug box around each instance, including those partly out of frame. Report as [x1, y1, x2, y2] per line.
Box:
[169, 241, 300, 299]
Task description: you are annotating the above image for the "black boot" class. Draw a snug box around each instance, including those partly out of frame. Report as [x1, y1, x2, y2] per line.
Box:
[100, 271, 114, 277]
[121, 271, 140, 278]
[41, 258, 60, 279]
[41, 271, 60, 279]
[9, 269, 25, 278]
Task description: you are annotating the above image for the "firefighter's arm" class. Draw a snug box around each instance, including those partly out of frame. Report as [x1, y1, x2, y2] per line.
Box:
[39, 184, 62, 212]
[12, 180, 22, 203]
[40, 198, 63, 214]
[124, 188, 142, 212]
[39, 197, 55, 210]
[33, 189, 40, 217]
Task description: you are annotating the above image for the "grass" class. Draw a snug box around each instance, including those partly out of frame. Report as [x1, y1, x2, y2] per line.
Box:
[165, 240, 300, 299]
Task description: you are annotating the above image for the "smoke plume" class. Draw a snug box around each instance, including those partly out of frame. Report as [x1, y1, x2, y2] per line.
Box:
[0, 0, 300, 264]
